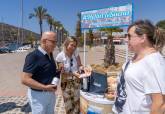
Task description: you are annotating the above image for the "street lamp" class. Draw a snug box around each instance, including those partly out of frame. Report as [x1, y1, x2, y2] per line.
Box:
[1, 17, 4, 44]
[59, 26, 63, 46]
[56, 26, 60, 51]
[21, 0, 24, 45]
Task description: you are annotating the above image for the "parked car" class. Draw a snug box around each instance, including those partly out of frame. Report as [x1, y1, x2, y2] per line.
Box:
[0, 47, 11, 53]
[12, 45, 31, 53]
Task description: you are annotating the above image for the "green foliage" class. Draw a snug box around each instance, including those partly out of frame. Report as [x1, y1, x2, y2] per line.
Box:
[47, 15, 54, 31]
[79, 36, 84, 47]
[75, 12, 82, 38]
[53, 21, 63, 30]
[29, 6, 49, 36]
[99, 27, 123, 36]
[100, 27, 122, 66]
[156, 20, 165, 29]
[88, 29, 94, 47]
[27, 33, 35, 48]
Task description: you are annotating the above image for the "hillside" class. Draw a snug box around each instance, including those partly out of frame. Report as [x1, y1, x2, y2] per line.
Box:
[0, 23, 40, 44]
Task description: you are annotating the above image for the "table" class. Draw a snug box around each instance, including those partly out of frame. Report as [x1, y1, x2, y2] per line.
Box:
[80, 90, 114, 114]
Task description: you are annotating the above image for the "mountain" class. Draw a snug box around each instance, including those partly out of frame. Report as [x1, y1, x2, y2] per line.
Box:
[0, 23, 40, 44]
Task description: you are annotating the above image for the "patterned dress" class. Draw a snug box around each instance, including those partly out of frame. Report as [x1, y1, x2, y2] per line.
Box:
[56, 51, 80, 114]
[61, 73, 80, 114]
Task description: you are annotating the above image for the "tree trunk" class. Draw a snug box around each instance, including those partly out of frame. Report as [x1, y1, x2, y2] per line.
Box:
[104, 35, 115, 67]
[40, 22, 43, 36]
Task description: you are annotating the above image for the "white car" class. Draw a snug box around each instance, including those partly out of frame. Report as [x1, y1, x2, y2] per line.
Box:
[12, 45, 31, 52]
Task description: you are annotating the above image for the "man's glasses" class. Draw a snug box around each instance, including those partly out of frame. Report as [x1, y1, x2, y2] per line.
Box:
[46, 39, 57, 44]
[70, 58, 73, 67]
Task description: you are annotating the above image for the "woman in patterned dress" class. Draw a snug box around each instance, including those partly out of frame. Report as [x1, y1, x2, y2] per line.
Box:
[56, 37, 91, 114]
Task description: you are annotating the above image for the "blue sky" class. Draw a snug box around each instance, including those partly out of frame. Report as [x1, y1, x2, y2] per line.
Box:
[0, 0, 165, 35]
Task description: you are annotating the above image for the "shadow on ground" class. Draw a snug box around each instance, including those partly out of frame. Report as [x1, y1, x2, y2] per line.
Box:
[0, 102, 31, 113]
[21, 102, 31, 113]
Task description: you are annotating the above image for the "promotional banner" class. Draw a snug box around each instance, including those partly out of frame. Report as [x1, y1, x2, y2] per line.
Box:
[81, 4, 133, 29]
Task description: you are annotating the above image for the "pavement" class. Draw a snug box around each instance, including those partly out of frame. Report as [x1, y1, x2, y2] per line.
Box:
[1, 44, 164, 114]
[0, 96, 30, 114]
[0, 46, 107, 114]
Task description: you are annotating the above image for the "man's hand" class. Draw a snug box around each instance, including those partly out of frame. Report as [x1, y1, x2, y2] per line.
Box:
[44, 84, 57, 92]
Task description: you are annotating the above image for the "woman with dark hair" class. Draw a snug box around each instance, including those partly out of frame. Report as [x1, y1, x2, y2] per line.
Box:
[56, 37, 91, 114]
[113, 20, 165, 114]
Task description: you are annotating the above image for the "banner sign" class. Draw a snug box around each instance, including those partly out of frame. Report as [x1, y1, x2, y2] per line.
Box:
[81, 4, 133, 29]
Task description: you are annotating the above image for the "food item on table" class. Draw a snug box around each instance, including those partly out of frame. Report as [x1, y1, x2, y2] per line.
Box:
[105, 92, 116, 100]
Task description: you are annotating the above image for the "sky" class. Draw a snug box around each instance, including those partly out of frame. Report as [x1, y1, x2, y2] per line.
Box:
[0, 0, 165, 36]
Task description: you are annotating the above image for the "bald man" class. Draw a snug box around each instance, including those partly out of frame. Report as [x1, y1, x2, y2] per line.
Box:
[21, 31, 60, 114]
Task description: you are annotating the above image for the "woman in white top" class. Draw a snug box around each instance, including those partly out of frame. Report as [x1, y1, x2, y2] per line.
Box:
[56, 37, 85, 114]
[113, 20, 165, 114]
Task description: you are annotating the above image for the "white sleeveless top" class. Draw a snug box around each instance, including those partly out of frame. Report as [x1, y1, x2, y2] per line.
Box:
[56, 51, 79, 73]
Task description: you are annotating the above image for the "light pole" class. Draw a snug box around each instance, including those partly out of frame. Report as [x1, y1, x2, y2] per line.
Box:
[1, 17, 4, 43]
[59, 26, 63, 47]
[21, 0, 24, 45]
[56, 26, 60, 51]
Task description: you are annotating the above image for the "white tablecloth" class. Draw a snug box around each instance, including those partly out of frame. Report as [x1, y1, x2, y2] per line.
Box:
[80, 90, 114, 105]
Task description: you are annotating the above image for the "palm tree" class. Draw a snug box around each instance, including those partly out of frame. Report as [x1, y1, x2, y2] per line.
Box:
[100, 28, 123, 36]
[104, 35, 115, 67]
[75, 12, 82, 46]
[63, 28, 68, 39]
[47, 15, 54, 31]
[100, 28, 123, 67]
[156, 20, 165, 52]
[52, 21, 61, 31]
[75, 12, 81, 38]
[156, 20, 165, 30]
[27, 33, 35, 48]
[29, 6, 49, 36]
[52, 21, 64, 50]
[88, 29, 94, 47]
